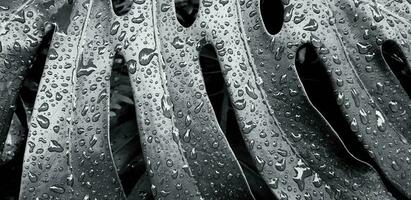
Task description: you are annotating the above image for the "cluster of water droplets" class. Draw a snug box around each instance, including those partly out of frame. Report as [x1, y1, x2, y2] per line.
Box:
[1, 0, 411, 199]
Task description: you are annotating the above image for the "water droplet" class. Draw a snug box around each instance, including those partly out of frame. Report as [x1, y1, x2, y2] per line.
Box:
[312, 173, 322, 187]
[49, 49, 59, 60]
[171, 37, 184, 49]
[356, 42, 371, 54]
[127, 59, 137, 74]
[359, 109, 369, 125]
[183, 129, 191, 143]
[38, 103, 49, 112]
[375, 110, 386, 132]
[48, 140, 64, 152]
[132, 13, 145, 24]
[161, 95, 173, 118]
[37, 115, 50, 129]
[28, 171, 38, 183]
[370, 5, 384, 22]
[303, 19, 318, 31]
[388, 101, 398, 113]
[242, 121, 256, 134]
[391, 160, 401, 171]
[49, 185, 65, 194]
[110, 21, 120, 35]
[255, 156, 266, 171]
[292, 159, 312, 191]
[275, 159, 286, 171]
[139, 48, 156, 66]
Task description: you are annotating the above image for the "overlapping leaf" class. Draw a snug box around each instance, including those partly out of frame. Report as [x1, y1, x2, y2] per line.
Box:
[0, 0, 410, 199]
[239, 0, 411, 198]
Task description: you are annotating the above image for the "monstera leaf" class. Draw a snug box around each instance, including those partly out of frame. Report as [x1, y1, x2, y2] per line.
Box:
[0, 0, 410, 199]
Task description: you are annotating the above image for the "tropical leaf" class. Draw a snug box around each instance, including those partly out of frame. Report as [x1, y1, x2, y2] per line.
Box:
[239, 0, 411, 198]
[0, 0, 411, 199]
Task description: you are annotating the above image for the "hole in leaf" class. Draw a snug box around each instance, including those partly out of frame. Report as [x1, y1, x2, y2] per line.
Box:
[175, 0, 199, 27]
[260, 0, 284, 35]
[109, 53, 146, 196]
[112, 0, 132, 16]
[199, 44, 275, 200]
[295, 44, 371, 162]
[382, 40, 411, 98]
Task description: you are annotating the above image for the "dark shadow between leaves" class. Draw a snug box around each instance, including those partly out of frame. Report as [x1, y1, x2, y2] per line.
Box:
[175, 0, 199, 27]
[109, 53, 149, 198]
[295, 43, 371, 162]
[199, 44, 276, 200]
[112, 0, 132, 16]
[0, 25, 54, 200]
[296, 43, 409, 200]
[260, 0, 284, 35]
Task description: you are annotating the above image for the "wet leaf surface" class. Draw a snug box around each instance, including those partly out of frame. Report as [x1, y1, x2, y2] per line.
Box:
[0, 0, 410, 199]
[241, 0, 411, 198]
